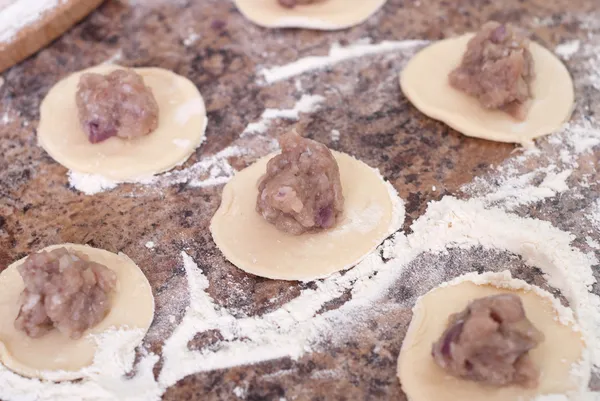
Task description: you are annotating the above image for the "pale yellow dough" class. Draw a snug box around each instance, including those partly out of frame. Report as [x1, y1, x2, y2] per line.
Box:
[397, 277, 586, 401]
[210, 151, 398, 281]
[234, 0, 387, 30]
[400, 34, 574, 146]
[0, 244, 155, 380]
[38, 65, 208, 181]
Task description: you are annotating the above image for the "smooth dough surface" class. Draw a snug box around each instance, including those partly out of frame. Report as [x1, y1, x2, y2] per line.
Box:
[234, 0, 386, 30]
[0, 244, 155, 379]
[38, 65, 208, 181]
[397, 280, 585, 401]
[400, 34, 574, 146]
[210, 151, 396, 281]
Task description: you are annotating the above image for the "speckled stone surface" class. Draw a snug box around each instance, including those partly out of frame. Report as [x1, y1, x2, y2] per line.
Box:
[0, 0, 599, 400]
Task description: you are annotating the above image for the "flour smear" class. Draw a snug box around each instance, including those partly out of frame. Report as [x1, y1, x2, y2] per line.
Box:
[2, 19, 600, 401]
[259, 38, 429, 84]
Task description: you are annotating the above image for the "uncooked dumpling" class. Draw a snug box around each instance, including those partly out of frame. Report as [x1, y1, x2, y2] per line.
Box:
[0, 244, 155, 381]
[38, 65, 208, 181]
[397, 272, 587, 401]
[210, 151, 403, 281]
[234, 0, 387, 30]
[400, 34, 574, 146]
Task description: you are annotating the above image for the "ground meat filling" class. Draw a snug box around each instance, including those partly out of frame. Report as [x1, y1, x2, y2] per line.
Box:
[257, 132, 344, 235]
[449, 21, 535, 120]
[278, 0, 324, 8]
[76, 69, 159, 144]
[431, 294, 544, 388]
[14, 248, 117, 340]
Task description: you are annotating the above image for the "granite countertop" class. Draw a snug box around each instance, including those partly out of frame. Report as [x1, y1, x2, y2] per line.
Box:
[0, 0, 599, 400]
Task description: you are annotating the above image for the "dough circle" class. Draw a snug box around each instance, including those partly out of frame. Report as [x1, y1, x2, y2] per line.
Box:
[0, 244, 155, 380]
[400, 34, 574, 146]
[397, 275, 586, 401]
[38, 65, 208, 181]
[210, 151, 398, 281]
[233, 0, 387, 30]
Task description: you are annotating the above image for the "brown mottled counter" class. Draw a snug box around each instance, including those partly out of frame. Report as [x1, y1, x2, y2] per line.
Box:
[1, 0, 599, 400]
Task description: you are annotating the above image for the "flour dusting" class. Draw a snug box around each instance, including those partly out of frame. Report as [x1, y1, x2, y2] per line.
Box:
[465, 116, 600, 209]
[68, 171, 119, 195]
[477, 166, 572, 210]
[183, 32, 200, 47]
[587, 199, 600, 232]
[585, 236, 599, 249]
[241, 94, 325, 136]
[102, 50, 123, 65]
[154, 145, 245, 188]
[555, 40, 581, 60]
[565, 121, 600, 154]
[233, 386, 247, 398]
[175, 98, 205, 126]
[259, 39, 429, 84]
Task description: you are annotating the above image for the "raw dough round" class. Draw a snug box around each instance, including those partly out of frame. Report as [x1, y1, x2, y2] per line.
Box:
[397, 275, 586, 401]
[233, 0, 387, 30]
[400, 34, 574, 146]
[210, 151, 400, 281]
[38, 65, 208, 181]
[0, 244, 155, 380]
